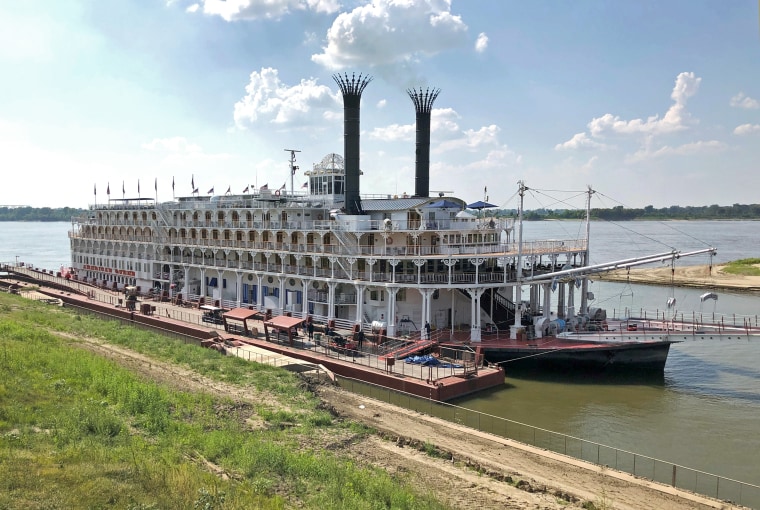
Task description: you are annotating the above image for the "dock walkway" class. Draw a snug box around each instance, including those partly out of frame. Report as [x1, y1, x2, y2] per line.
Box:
[4, 266, 504, 401]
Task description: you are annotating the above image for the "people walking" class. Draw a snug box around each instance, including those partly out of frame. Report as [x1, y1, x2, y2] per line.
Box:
[307, 321, 314, 340]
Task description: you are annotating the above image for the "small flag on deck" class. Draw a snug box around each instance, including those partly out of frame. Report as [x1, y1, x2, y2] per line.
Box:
[301, 181, 308, 189]
[207, 187, 214, 194]
[243, 185, 249, 193]
[260, 183, 268, 190]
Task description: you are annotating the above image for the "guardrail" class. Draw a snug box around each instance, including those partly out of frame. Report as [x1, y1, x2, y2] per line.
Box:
[336, 375, 760, 509]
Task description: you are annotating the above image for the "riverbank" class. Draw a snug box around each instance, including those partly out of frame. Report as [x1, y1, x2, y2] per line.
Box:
[3, 287, 746, 509]
[593, 264, 760, 292]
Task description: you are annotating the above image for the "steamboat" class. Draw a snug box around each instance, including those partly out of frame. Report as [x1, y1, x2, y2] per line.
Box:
[68, 73, 717, 372]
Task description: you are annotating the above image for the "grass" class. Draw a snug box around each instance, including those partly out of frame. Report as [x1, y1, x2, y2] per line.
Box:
[721, 258, 760, 276]
[0, 293, 449, 509]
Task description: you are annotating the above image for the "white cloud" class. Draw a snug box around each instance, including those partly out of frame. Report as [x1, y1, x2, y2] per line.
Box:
[376, 99, 387, 109]
[233, 67, 339, 128]
[311, 0, 468, 71]
[437, 125, 501, 153]
[730, 92, 759, 110]
[193, 0, 339, 22]
[734, 123, 760, 135]
[186, 3, 200, 13]
[626, 140, 726, 164]
[369, 123, 414, 142]
[581, 155, 598, 173]
[554, 132, 609, 151]
[588, 72, 701, 137]
[475, 32, 488, 53]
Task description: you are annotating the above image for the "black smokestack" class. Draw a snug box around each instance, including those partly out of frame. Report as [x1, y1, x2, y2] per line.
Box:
[333, 72, 372, 215]
[407, 87, 440, 198]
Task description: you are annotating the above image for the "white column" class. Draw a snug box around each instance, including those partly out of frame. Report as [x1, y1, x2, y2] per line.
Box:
[235, 272, 243, 307]
[385, 287, 398, 337]
[257, 275, 264, 312]
[279, 277, 286, 314]
[327, 281, 336, 320]
[302, 279, 310, 319]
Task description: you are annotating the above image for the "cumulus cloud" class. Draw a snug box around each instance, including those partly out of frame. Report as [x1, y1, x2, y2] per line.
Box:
[734, 123, 760, 135]
[233, 67, 340, 128]
[587, 72, 700, 137]
[554, 132, 609, 151]
[475, 32, 488, 53]
[730, 92, 759, 110]
[188, 0, 339, 21]
[437, 125, 501, 152]
[186, 3, 199, 13]
[311, 0, 468, 71]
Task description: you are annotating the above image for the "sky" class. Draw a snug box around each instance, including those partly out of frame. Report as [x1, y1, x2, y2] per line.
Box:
[1, 1, 759, 211]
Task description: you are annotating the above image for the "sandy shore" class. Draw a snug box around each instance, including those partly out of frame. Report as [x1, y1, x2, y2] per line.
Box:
[593, 264, 760, 292]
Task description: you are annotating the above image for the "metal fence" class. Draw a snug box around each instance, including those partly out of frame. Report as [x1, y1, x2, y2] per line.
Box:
[336, 375, 760, 509]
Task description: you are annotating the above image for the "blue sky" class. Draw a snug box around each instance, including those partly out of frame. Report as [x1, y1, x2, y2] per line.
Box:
[1, 0, 758, 210]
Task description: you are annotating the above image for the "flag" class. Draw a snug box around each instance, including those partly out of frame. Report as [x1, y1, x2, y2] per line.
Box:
[138, 179, 140, 194]
[122, 181, 125, 195]
[191, 174, 194, 190]
[106, 183, 110, 195]
[243, 185, 249, 193]
[154, 177, 157, 192]
[301, 181, 308, 189]
[94, 184, 97, 195]
[172, 176, 175, 192]
[279, 183, 286, 190]
[192, 188, 199, 194]
[260, 183, 268, 190]
[207, 187, 214, 194]
[225, 186, 231, 194]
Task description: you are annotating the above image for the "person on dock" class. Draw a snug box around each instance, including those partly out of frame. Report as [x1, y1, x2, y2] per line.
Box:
[424, 321, 431, 340]
[307, 321, 314, 340]
[357, 328, 364, 349]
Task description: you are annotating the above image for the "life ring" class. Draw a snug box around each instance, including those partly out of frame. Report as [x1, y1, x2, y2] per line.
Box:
[274, 190, 281, 196]
[387, 238, 393, 245]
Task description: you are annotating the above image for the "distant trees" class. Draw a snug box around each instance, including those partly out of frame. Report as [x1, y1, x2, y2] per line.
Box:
[2, 203, 760, 222]
[0, 207, 85, 222]
[495, 203, 760, 221]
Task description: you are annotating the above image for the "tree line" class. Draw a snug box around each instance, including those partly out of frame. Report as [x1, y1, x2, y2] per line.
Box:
[2, 203, 760, 222]
[504, 203, 760, 221]
[0, 207, 86, 222]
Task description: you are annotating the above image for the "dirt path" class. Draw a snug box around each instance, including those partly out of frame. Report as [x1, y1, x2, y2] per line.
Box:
[59, 332, 741, 510]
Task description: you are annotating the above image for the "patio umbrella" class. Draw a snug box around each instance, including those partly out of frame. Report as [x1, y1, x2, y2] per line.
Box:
[428, 199, 461, 209]
[466, 200, 497, 210]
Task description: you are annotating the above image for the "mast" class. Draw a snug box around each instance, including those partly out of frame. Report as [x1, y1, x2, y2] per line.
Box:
[580, 185, 595, 315]
[511, 181, 527, 339]
[285, 149, 300, 194]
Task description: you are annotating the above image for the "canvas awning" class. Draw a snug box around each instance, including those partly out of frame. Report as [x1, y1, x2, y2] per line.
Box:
[223, 307, 261, 321]
[263, 315, 305, 347]
[265, 315, 304, 330]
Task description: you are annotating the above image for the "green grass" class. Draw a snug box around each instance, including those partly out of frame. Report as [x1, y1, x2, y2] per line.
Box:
[0, 293, 449, 509]
[721, 258, 760, 276]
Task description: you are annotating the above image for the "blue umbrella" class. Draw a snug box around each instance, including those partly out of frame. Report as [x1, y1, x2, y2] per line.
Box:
[428, 199, 461, 209]
[467, 200, 497, 210]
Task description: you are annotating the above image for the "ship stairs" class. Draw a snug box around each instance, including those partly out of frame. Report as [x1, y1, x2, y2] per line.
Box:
[379, 339, 437, 360]
[458, 288, 516, 331]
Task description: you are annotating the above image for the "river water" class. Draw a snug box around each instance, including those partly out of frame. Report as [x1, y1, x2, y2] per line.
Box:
[2, 220, 759, 490]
